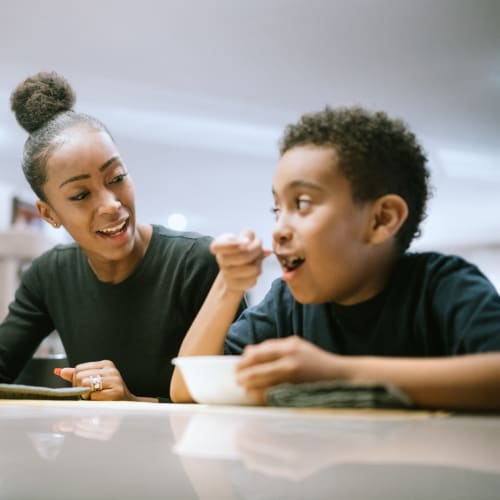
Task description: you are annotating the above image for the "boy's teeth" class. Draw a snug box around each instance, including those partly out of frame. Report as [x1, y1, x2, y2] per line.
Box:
[281, 255, 305, 270]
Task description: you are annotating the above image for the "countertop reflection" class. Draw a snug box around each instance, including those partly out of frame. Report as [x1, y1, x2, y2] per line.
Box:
[1, 401, 499, 500]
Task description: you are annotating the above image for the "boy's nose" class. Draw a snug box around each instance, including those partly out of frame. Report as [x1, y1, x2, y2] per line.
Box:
[272, 220, 293, 243]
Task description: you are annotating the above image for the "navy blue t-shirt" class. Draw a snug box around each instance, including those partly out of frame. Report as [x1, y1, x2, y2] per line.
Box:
[225, 252, 500, 356]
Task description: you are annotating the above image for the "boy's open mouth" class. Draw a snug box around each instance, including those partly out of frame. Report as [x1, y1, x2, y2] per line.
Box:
[279, 255, 305, 272]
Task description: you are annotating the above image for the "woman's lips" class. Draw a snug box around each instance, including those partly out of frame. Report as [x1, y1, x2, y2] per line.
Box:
[96, 218, 129, 238]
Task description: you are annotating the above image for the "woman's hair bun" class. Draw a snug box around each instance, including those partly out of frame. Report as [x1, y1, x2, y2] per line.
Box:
[10, 71, 76, 133]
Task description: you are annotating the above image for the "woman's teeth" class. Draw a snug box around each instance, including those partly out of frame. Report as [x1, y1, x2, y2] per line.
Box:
[97, 220, 127, 236]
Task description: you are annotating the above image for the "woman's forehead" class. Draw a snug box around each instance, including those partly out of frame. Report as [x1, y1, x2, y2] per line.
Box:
[50, 129, 116, 161]
[45, 129, 119, 180]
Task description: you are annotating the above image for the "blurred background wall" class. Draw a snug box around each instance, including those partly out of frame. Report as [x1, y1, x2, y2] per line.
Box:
[1, 0, 499, 304]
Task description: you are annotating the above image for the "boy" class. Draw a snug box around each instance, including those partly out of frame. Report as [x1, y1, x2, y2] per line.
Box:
[171, 106, 500, 410]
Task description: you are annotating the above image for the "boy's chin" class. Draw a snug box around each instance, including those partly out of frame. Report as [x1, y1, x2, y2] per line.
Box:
[286, 284, 325, 305]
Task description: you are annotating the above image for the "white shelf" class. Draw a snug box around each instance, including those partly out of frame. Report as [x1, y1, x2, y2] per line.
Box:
[0, 229, 57, 321]
[0, 229, 55, 259]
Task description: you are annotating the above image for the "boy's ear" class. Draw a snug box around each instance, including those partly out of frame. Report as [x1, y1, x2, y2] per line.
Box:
[36, 200, 61, 229]
[368, 194, 408, 245]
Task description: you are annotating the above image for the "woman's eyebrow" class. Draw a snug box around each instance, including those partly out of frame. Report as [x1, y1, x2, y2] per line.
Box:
[99, 156, 120, 172]
[59, 173, 90, 189]
[59, 156, 120, 188]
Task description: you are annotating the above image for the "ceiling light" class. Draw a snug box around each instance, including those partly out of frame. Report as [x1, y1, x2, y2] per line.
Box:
[167, 213, 187, 231]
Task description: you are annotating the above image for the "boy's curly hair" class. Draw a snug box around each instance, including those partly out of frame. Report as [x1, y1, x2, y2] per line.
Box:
[279, 106, 431, 252]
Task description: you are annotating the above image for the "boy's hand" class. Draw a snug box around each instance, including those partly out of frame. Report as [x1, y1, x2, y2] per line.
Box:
[210, 230, 272, 294]
[235, 336, 337, 402]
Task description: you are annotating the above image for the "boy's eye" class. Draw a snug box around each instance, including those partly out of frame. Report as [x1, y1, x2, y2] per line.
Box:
[270, 206, 281, 219]
[296, 198, 311, 210]
[69, 191, 89, 202]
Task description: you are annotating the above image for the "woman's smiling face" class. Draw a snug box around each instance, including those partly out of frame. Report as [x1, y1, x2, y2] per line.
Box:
[37, 126, 137, 264]
[271, 145, 379, 305]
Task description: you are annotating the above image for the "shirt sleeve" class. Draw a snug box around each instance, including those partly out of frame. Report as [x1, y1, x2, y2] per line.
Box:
[0, 257, 54, 382]
[430, 256, 500, 353]
[224, 279, 296, 354]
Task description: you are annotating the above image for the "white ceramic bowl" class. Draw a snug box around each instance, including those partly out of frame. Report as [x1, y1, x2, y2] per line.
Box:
[172, 355, 257, 405]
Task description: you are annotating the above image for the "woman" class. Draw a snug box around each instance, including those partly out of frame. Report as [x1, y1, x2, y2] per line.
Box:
[0, 71, 241, 401]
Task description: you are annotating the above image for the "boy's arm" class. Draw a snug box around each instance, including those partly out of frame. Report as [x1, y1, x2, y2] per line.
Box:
[170, 273, 245, 402]
[340, 351, 500, 410]
[236, 337, 500, 410]
[170, 231, 270, 403]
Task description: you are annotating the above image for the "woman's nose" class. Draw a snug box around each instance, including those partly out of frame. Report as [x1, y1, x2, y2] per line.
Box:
[97, 191, 121, 215]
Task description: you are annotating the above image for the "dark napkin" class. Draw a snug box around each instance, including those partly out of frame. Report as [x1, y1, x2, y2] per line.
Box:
[266, 380, 412, 409]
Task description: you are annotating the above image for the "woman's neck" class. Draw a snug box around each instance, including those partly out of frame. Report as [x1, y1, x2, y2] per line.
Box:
[87, 224, 153, 284]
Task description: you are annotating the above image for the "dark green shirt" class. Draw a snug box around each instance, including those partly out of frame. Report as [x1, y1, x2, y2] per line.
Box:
[0, 225, 227, 399]
[225, 252, 500, 356]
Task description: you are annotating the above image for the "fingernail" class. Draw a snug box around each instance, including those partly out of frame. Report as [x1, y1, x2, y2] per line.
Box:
[53, 368, 62, 376]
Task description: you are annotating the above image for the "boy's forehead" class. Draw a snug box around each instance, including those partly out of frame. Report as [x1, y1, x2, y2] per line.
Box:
[281, 144, 338, 167]
[273, 145, 341, 187]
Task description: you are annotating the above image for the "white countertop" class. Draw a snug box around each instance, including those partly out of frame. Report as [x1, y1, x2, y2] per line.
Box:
[1, 401, 499, 499]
